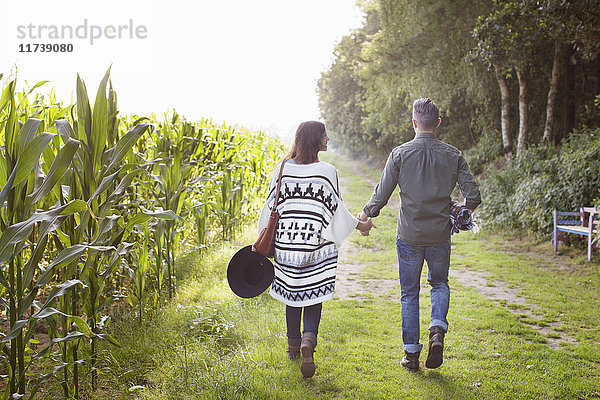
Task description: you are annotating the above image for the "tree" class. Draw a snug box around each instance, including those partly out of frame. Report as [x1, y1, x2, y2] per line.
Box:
[319, 0, 600, 160]
[473, 0, 546, 157]
[318, 2, 381, 155]
[366, 0, 495, 150]
[494, 65, 513, 156]
[537, 0, 600, 143]
[318, 32, 368, 155]
[319, 0, 496, 155]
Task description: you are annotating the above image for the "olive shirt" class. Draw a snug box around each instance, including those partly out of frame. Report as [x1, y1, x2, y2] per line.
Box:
[363, 132, 481, 246]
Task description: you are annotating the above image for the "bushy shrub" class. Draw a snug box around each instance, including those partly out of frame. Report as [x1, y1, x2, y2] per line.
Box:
[555, 130, 600, 208]
[477, 128, 600, 237]
[464, 129, 503, 175]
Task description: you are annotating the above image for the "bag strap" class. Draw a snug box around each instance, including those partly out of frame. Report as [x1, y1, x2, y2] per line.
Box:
[272, 159, 287, 212]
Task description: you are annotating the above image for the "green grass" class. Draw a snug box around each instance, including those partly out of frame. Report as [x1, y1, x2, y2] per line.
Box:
[89, 153, 600, 400]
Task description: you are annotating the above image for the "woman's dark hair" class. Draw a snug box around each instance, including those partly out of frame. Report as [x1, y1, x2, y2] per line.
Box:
[286, 121, 325, 164]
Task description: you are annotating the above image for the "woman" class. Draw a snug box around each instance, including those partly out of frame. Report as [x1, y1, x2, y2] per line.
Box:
[256, 121, 374, 378]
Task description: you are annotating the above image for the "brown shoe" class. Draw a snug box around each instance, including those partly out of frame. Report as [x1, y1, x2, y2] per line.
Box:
[425, 326, 445, 369]
[300, 332, 317, 378]
[287, 338, 301, 360]
[401, 350, 420, 372]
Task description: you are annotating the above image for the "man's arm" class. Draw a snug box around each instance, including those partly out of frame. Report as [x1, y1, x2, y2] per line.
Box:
[457, 155, 481, 211]
[361, 151, 400, 219]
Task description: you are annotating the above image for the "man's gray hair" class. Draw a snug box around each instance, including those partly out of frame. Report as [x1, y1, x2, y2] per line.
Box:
[413, 98, 439, 131]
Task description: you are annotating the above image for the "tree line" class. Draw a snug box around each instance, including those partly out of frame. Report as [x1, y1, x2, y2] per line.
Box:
[318, 0, 600, 159]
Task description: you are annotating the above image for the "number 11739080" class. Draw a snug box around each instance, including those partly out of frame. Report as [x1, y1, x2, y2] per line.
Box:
[19, 43, 74, 53]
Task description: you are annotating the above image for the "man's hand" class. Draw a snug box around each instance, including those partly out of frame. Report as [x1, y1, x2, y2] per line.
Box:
[357, 217, 377, 236]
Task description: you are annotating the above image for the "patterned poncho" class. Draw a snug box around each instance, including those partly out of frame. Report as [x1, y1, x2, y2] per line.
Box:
[257, 160, 358, 307]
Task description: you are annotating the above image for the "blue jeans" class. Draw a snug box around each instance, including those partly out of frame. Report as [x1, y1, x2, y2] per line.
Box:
[396, 237, 451, 353]
[286, 303, 322, 339]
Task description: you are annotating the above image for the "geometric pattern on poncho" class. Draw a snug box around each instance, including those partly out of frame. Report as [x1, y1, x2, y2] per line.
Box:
[267, 170, 342, 307]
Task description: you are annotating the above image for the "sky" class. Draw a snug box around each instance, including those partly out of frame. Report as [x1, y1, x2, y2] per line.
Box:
[1, 0, 364, 138]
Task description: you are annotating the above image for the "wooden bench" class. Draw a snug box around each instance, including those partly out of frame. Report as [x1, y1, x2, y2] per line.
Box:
[553, 207, 598, 261]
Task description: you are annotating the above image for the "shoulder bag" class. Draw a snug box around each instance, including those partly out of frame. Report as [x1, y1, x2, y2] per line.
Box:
[253, 159, 287, 258]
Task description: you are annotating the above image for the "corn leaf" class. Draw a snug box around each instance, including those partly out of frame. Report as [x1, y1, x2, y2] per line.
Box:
[106, 123, 149, 171]
[29, 137, 80, 203]
[55, 118, 76, 142]
[12, 131, 55, 188]
[0, 219, 34, 264]
[17, 118, 43, 152]
[89, 168, 121, 202]
[37, 280, 86, 314]
[52, 331, 86, 343]
[0, 150, 7, 188]
[97, 333, 121, 347]
[30, 307, 93, 337]
[91, 66, 111, 171]
[0, 162, 17, 207]
[3, 81, 17, 159]
[91, 215, 121, 245]
[1, 319, 27, 342]
[99, 168, 145, 215]
[22, 234, 48, 290]
[0, 79, 14, 111]
[37, 243, 114, 287]
[26, 80, 49, 95]
[0, 200, 89, 265]
[76, 74, 91, 145]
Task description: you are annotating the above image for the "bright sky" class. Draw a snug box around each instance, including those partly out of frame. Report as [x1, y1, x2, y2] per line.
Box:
[1, 0, 364, 138]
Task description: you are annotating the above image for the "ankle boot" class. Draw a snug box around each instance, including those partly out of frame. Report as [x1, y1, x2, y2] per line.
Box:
[287, 338, 301, 360]
[425, 326, 445, 369]
[300, 332, 317, 378]
[401, 350, 420, 372]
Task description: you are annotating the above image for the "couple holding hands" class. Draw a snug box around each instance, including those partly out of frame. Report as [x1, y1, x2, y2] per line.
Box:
[256, 98, 481, 378]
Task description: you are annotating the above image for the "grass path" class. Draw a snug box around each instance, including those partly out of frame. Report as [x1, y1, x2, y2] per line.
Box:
[104, 153, 600, 400]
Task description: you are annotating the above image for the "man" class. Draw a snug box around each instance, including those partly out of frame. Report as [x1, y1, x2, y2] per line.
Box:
[359, 98, 481, 372]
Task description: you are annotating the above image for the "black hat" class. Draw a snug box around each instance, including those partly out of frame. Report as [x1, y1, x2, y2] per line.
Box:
[227, 245, 274, 298]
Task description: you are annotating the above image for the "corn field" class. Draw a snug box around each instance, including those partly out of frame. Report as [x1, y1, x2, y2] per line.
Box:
[0, 68, 284, 399]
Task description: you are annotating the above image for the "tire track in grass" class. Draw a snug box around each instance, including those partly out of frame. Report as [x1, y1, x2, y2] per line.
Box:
[451, 267, 579, 349]
[335, 241, 400, 300]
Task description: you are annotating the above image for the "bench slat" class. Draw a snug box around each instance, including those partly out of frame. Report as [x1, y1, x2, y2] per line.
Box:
[557, 220, 583, 225]
[557, 211, 583, 217]
[556, 225, 597, 235]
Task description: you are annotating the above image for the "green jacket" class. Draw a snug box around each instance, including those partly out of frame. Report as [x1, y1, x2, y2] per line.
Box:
[363, 132, 481, 245]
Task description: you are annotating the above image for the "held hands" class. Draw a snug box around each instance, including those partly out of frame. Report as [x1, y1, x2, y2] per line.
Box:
[357, 211, 377, 236]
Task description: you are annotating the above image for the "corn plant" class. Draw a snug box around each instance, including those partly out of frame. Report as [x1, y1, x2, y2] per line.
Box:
[150, 218, 165, 306]
[0, 67, 284, 397]
[190, 194, 213, 255]
[143, 115, 198, 298]
[56, 69, 182, 394]
[0, 77, 97, 399]
[215, 168, 242, 240]
[124, 224, 149, 326]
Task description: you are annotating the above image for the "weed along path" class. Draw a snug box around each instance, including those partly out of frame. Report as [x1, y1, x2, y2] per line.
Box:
[116, 153, 600, 400]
